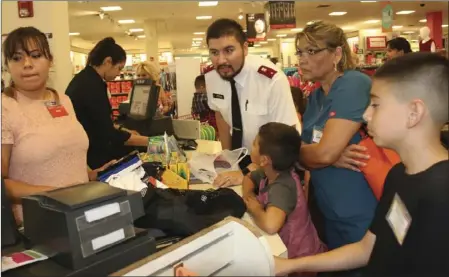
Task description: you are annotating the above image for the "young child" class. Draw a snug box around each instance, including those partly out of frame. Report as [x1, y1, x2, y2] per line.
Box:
[275, 53, 449, 277]
[191, 75, 217, 132]
[243, 123, 326, 275]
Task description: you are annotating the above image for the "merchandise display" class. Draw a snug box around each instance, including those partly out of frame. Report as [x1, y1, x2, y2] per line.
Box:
[107, 80, 133, 119]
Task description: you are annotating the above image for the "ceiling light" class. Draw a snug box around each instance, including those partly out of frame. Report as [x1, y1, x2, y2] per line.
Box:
[329, 12, 347, 16]
[392, 25, 403, 29]
[100, 6, 122, 11]
[192, 38, 203, 41]
[69, 32, 80, 36]
[291, 28, 303, 32]
[253, 44, 261, 47]
[137, 35, 146, 38]
[443, 25, 448, 28]
[306, 21, 314, 25]
[196, 15, 212, 20]
[396, 10, 415, 15]
[364, 19, 380, 24]
[118, 19, 135, 24]
[238, 14, 244, 20]
[198, 1, 218, 7]
[276, 34, 287, 37]
[403, 31, 415, 34]
[193, 32, 205, 35]
[267, 38, 276, 41]
[419, 19, 427, 23]
[342, 26, 355, 30]
[260, 41, 268, 44]
[129, 28, 143, 32]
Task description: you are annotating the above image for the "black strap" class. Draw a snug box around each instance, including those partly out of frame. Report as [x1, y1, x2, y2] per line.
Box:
[230, 79, 243, 150]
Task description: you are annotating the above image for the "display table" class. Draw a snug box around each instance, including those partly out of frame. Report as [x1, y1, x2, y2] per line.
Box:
[187, 140, 288, 258]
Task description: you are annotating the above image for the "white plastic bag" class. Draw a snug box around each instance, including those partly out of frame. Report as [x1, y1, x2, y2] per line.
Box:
[188, 148, 248, 184]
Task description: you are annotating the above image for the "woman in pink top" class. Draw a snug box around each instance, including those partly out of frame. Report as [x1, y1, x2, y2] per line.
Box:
[1, 27, 112, 224]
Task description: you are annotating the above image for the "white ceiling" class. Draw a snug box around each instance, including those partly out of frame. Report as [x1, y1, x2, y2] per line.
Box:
[68, 1, 449, 53]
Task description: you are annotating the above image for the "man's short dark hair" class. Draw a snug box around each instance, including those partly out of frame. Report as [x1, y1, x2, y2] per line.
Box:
[387, 37, 412, 54]
[374, 52, 449, 125]
[258, 123, 301, 171]
[206, 18, 247, 46]
[194, 75, 205, 89]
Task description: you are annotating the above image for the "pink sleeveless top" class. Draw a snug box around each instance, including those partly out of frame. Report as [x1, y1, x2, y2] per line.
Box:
[256, 170, 326, 259]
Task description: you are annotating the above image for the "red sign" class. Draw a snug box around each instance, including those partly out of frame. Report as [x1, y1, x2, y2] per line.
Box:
[366, 36, 387, 49]
[18, 1, 34, 18]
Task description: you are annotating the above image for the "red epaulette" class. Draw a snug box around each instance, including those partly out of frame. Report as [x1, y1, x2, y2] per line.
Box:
[203, 64, 215, 74]
[257, 65, 277, 79]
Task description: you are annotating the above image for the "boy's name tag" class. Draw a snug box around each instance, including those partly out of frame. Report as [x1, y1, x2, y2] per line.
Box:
[312, 127, 323, 143]
[386, 193, 412, 246]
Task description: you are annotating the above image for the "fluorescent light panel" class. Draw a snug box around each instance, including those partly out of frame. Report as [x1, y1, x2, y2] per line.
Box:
[276, 34, 287, 37]
[129, 28, 143, 32]
[291, 28, 303, 32]
[396, 10, 415, 15]
[392, 26, 403, 29]
[192, 38, 203, 41]
[329, 12, 347, 16]
[267, 38, 276, 41]
[118, 19, 135, 24]
[364, 19, 380, 24]
[100, 6, 122, 11]
[69, 32, 80, 36]
[137, 35, 146, 38]
[196, 15, 212, 20]
[419, 19, 427, 23]
[193, 32, 205, 35]
[260, 41, 268, 44]
[443, 24, 448, 28]
[199, 1, 218, 7]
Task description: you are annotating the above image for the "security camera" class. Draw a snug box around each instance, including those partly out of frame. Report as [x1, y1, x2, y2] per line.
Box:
[420, 3, 426, 7]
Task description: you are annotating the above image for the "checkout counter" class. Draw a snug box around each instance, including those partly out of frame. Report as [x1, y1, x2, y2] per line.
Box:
[2, 140, 286, 276]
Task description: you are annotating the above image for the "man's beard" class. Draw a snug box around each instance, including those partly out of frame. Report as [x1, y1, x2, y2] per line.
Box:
[217, 55, 245, 81]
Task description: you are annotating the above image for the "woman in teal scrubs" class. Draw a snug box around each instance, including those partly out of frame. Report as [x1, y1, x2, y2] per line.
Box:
[296, 22, 377, 261]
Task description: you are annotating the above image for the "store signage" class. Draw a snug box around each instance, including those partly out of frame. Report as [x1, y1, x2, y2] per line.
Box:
[381, 2, 393, 33]
[264, 1, 296, 30]
[246, 13, 267, 42]
[366, 36, 387, 49]
[18, 1, 34, 18]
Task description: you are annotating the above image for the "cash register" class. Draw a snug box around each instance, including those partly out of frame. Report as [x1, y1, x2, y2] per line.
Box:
[2, 182, 157, 277]
[118, 79, 174, 136]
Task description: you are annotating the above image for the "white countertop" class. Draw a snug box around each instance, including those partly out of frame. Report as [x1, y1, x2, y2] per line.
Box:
[188, 140, 288, 258]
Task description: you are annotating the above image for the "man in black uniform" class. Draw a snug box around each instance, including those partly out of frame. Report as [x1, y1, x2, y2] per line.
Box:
[274, 53, 449, 277]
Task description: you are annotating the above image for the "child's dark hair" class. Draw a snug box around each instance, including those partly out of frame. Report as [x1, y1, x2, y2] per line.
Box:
[374, 52, 448, 125]
[87, 37, 126, 66]
[206, 18, 247, 46]
[194, 75, 206, 89]
[387, 37, 412, 54]
[2, 27, 53, 66]
[258, 123, 301, 171]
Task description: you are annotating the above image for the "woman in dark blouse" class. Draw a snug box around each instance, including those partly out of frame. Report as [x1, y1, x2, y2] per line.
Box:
[66, 37, 149, 169]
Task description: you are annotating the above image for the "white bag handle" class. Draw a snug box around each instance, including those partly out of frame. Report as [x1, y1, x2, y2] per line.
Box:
[230, 147, 249, 169]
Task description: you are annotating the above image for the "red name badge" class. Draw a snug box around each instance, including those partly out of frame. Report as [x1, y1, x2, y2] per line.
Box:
[46, 104, 68, 118]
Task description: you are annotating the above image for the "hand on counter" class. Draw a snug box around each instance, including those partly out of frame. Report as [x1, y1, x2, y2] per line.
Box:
[88, 159, 117, 181]
[213, 170, 243, 188]
[333, 144, 369, 172]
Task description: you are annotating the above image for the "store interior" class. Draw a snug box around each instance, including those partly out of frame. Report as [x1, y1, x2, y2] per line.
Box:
[1, 1, 449, 276]
[2, 1, 448, 117]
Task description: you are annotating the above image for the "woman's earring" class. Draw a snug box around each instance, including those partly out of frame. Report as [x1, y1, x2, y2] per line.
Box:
[333, 62, 338, 72]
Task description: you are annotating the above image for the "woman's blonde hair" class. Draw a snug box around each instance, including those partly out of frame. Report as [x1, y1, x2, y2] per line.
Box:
[135, 61, 159, 81]
[296, 21, 355, 72]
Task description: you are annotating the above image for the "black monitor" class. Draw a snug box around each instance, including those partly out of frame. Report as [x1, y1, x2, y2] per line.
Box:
[128, 79, 160, 120]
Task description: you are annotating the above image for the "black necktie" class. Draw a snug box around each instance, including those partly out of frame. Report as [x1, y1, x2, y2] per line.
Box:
[230, 79, 243, 150]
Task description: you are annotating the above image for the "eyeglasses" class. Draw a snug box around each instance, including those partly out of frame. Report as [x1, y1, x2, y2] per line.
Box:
[296, 48, 328, 58]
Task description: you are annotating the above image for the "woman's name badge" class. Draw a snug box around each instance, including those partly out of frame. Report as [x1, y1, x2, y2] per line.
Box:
[386, 193, 412, 246]
[45, 101, 68, 118]
[312, 127, 323, 143]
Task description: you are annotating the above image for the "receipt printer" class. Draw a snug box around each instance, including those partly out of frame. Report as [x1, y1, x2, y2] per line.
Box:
[22, 182, 145, 270]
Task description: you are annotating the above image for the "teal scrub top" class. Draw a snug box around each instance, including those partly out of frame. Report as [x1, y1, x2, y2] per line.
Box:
[302, 70, 377, 249]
